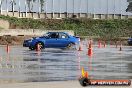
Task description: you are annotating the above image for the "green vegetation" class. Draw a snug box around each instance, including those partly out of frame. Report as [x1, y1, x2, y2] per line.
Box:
[0, 26, 4, 29]
[0, 15, 132, 40]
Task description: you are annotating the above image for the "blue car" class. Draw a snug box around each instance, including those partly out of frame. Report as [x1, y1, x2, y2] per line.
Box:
[23, 32, 80, 50]
[128, 38, 132, 45]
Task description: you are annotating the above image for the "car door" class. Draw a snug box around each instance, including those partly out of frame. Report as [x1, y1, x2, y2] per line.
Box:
[56, 32, 70, 47]
[45, 32, 60, 48]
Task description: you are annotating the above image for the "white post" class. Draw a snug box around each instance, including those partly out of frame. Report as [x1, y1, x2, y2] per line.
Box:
[25, 0, 27, 17]
[6, 0, 8, 14]
[38, 0, 41, 13]
[45, 0, 47, 18]
[0, 0, 2, 14]
[114, 0, 115, 19]
[79, 0, 81, 17]
[120, 0, 122, 19]
[93, 0, 95, 18]
[73, 0, 74, 14]
[66, 0, 68, 17]
[126, 0, 129, 18]
[13, 0, 14, 12]
[12, 0, 14, 16]
[106, 0, 108, 19]
[31, 0, 33, 18]
[87, 0, 89, 18]
[52, 0, 54, 18]
[59, 0, 61, 18]
[18, 0, 21, 17]
[38, 0, 40, 18]
[99, 0, 102, 19]
[32, 0, 33, 12]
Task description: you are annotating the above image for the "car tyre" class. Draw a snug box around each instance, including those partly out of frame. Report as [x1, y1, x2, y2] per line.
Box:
[29, 46, 35, 50]
[67, 43, 75, 49]
[35, 42, 44, 50]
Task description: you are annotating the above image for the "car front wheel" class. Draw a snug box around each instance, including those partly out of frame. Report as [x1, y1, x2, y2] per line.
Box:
[67, 43, 75, 49]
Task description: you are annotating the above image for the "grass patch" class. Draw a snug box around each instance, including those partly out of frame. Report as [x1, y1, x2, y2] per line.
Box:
[0, 15, 132, 40]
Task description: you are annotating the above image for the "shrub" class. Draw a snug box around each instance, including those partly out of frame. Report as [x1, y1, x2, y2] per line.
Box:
[0, 15, 132, 40]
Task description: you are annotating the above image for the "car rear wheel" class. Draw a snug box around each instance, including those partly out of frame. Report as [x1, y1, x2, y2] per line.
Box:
[29, 46, 35, 50]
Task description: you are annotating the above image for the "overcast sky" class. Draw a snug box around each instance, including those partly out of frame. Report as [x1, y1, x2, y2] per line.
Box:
[1, 0, 132, 15]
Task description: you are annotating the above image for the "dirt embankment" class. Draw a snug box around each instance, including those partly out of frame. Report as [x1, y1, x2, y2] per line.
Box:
[0, 36, 129, 45]
[0, 36, 34, 45]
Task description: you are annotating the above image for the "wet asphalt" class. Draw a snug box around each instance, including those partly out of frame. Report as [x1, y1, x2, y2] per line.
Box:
[0, 41, 132, 82]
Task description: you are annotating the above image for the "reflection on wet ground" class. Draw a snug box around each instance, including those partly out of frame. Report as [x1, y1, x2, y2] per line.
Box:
[0, 43, 132, 83]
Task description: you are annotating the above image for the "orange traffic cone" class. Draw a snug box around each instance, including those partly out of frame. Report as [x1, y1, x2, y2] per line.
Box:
[85, 72, 89, 78]
[6, 44, 10, 53]
[88, 43, 93, 57]
[78, 42, 83, 51]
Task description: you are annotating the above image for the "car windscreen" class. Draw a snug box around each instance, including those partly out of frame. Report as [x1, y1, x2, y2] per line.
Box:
[43, 32, 50, 37]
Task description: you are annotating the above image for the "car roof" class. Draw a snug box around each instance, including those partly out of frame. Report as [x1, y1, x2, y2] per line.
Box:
[47, 32, 68, 34]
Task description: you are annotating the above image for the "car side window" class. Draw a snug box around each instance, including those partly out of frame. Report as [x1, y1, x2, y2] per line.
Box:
[49, 33, 59, 38]
[59, 33, 68, 39]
